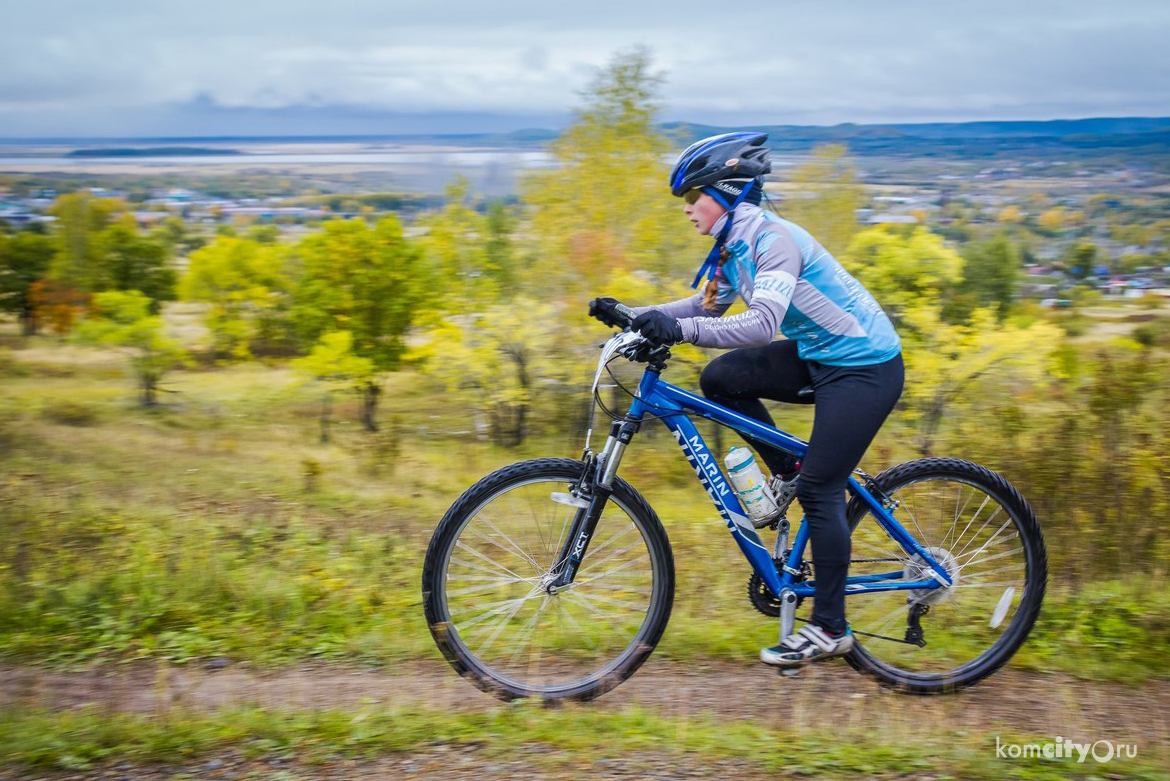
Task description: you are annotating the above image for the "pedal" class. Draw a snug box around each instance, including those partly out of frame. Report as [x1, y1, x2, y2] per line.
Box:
[777, 666, 802, 678]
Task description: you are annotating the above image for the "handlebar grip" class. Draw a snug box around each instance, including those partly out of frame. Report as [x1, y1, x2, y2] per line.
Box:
[613, 303, 638, 327]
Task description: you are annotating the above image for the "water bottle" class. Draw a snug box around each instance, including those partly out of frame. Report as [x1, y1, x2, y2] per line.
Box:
[724, 447, 779, 526]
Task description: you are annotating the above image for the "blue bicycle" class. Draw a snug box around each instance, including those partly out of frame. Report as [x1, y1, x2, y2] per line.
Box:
[423, 311, 1047, 702]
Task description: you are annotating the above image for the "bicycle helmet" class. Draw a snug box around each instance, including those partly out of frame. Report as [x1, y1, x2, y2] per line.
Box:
[672, 132, 773, 289]
[669, 131, 771, 197]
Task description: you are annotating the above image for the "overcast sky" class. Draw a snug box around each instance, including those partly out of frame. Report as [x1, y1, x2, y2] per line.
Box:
[2, 0, 1168, 137]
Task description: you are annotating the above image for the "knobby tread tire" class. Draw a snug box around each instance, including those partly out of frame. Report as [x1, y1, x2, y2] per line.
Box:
[842, 457, 1048, 695]
[422, 458, 675, 702]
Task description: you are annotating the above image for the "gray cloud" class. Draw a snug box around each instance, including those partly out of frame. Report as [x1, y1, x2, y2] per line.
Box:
[1, 0, 1167, 135]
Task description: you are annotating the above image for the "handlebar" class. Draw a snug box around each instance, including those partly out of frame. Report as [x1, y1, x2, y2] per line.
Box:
[612, 302, 638, 329]
[593, 301, 670, 367]
[600, 329, 671, 369]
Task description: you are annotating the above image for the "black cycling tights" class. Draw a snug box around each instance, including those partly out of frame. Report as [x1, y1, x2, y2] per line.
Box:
[699, 340, 904, 636]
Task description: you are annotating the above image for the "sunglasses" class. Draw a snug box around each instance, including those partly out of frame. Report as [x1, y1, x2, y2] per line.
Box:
[683, 189, 704, 205]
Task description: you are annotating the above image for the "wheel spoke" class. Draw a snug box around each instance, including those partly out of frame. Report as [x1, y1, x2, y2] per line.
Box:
[464, 523, 543, 575]
[952, 507, 1004, 559]
[947, 493, 990, 551]
[431, 469, 664, 698]
[453, 542, 535, 583]
[556, 598, 600, 652]
[955, 518, 1012, 562]
[573, 553, 650, 586]
[823, 467, 1042, 688]
[474, 590, 541, 657]
[956, 543, 1022, 572]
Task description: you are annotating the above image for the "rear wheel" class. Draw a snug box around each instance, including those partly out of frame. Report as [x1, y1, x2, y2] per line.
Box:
[422, 458, 674, 702]
[832, 458, 1047, 693]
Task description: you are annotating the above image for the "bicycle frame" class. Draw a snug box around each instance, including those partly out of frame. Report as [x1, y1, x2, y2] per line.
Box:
[592, 365, 954, 603]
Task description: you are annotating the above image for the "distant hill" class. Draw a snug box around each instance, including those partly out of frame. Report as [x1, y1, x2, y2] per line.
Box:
[663, 117, 1170, 140]
[7, 117, 1169, 160]
[659, 117, 1170, 158]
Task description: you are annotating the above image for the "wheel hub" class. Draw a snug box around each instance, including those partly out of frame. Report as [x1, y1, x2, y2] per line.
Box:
[904, 546, 960, 604]
[539, 570, 567, 594]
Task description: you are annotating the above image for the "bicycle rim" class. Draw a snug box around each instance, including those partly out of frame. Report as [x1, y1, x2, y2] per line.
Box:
[436, 476, 663, 694]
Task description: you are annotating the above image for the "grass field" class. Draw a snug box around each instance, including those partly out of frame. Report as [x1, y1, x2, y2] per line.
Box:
[0, 324, 1166, 679]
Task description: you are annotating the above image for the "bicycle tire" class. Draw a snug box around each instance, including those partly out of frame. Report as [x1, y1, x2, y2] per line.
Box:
[422, 458, 674, 702]
[841, 458, 1047, 694]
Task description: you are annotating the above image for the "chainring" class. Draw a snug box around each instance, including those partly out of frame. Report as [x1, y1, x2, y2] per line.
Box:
[747, 558, 805, 617]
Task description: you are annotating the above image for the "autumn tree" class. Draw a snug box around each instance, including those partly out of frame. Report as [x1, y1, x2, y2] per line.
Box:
[842, 226, 964, 317]
[291, 330, 375, 443]
[48, 192, 125, 291]
[0, 230, 55, 334]
[898, 305, 1063, 453]
[523, 47, 698, 300]
[99, 215, 176, 309]
[997, 205, 1023, 224]
[842, 226, 1059, 453]
[1037, 207, 1067, 233]
[410, 299, 568, 447]
[955, 233, 1021, 320]
[416, 177, 516, 312]
[781, 144, 863, 256]
[180, 236, 289, 358]
[72, 290, 187, 406]
[289, 216, 425, 430]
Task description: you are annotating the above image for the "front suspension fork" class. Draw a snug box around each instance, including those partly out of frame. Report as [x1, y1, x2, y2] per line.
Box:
[549, 418, 639, 589]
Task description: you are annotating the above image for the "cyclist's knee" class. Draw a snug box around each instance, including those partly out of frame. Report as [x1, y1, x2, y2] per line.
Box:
[795, 470, 845, 501]
[699, 356, 732, 399]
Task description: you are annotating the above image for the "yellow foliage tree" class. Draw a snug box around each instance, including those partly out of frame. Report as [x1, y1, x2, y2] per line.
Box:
[997, 205, 1023, 224]
[842, 226, 964, 314]
[899, 304, 1063, 453]
[416, 176, 516, 315]
[1037, 207, 1067, 232]
[842, 226, 1062, 452]
[409, 299, 571, 447]
[523, 47, 700, 302]
[180, 236, 288, 359]
[781, 144, 863, 256]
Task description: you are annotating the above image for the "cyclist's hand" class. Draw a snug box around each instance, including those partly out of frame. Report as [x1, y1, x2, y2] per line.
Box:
[631, 310, 683, 346]
[589, 297, 626, 328]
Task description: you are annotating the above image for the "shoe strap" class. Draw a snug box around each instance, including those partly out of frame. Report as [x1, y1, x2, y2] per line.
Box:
[781, 624, 837, 653]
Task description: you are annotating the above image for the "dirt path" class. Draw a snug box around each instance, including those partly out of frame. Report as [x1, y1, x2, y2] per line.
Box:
[3, 658, 1168, 739]
[3, 659, 1167, 779]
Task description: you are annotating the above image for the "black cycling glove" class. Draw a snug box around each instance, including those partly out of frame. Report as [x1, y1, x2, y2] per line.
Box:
[631, 310, 683, 346]
[588, 297, 626, 328]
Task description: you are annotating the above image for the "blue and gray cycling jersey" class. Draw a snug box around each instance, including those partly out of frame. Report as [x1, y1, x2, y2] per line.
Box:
[635, 204, 901, 366]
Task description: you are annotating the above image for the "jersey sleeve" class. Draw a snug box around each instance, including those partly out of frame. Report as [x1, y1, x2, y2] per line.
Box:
[677, 226, 802, 348]
[629, 283, 736, 320]
[629, 294, 706, 320]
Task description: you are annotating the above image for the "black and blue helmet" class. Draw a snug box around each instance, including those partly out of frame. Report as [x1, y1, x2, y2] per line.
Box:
[669, 131, 771, 197]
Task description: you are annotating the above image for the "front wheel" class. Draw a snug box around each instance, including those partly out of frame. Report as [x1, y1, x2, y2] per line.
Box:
[840, 458, 1047, 694]
[422, 458, 674, 702]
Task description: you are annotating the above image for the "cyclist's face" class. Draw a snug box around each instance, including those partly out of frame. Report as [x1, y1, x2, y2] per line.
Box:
[683, 190, 726, 235]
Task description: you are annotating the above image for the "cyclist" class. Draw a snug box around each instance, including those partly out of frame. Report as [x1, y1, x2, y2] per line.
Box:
[589, 132, 904, 667]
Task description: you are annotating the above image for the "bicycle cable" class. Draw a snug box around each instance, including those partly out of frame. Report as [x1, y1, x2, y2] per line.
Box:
[596, 356, 689, 424]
